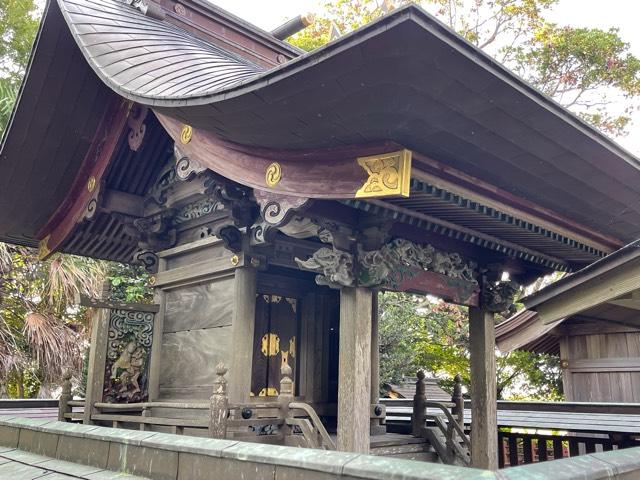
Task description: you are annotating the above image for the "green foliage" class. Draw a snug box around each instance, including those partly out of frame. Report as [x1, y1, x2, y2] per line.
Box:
[0, 0, 40, 83]
[0, 243, 105, 397]
[289, 0, 640, 136]
[511, 25, 640, 135]
[0, 0, 40, 134]
[106, 263, 153, 303]
[378, 291, 562, 400]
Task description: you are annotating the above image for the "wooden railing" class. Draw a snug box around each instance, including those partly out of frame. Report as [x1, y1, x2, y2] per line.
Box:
[411, 370, 470, 466]
[382, 376, 640, 468]
[59, 363, 336, 450]
[288, 402, 336, 450]
[497, 430, 628, 468]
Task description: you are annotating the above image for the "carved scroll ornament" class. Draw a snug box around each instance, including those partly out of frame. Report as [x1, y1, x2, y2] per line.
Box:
[296, 247, 356, 289]
[296, 238, 478, 290]
[482, 280, 520, 313]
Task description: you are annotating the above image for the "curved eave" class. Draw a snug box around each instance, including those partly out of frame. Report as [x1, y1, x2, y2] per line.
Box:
[57, 0, 640, 245]
[0, 0, 112, 247]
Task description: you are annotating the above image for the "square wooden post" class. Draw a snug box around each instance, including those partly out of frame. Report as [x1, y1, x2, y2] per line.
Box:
[469, 306, 498, 470]
[337, 287, 372, 453]
[229, 266, 257, 403]
[83, 309, 109, 424]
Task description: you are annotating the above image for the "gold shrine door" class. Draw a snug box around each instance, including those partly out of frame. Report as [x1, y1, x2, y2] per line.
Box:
[251, 293, 300, 397]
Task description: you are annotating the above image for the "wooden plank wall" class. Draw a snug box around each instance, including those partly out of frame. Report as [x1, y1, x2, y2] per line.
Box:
[560, 319, 640, 402]
[154, 238, 240, 402]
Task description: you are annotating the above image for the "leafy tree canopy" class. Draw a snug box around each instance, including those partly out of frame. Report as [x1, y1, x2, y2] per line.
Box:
[0, 0, 40, 133]
[378, 292, 563, 400]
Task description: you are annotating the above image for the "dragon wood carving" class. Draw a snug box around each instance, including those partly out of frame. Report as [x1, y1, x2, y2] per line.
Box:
[295, 239, 479, 290]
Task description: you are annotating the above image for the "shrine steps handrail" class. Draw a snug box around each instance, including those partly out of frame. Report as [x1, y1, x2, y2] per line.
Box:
[288, 401, 336, 450]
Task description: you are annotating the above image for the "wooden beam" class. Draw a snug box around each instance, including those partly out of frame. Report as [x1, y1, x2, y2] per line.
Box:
[388, 269, 479, 307]
[156, 112, 412, 199]
[469, 306, 498, 470]
[229, 266, 257, 403]
[75, 293, 160, 313]
[337, 287, 372, 453]
[101, 189, 145, 217]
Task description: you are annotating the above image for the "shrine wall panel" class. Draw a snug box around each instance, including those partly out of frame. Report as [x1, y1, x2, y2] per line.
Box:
[159, 323, 232, 400]
[561, 328, 640, 402]
[163, 277, 234, 333]
[156, 238, 239, 401]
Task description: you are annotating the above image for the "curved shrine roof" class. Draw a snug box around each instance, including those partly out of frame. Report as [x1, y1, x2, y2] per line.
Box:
[2, 0, 640, 274]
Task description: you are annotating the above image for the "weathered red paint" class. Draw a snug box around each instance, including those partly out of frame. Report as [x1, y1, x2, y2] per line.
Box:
[36, 98, 132, 258]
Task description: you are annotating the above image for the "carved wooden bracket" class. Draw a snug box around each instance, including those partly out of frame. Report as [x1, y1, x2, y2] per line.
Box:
[296, 239, 482, 306]
[127, 104, 149, 151]
[482, 279, 521, 313]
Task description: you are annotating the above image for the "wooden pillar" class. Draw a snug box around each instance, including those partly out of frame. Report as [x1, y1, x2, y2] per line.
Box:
[229, 266, 257, 403]
[370, 292, 380, 405]
[83, 308, 109, 424]
[148, 257, 166, 402]
[337, 287, 372, 453]
[469, 306, 498, 470]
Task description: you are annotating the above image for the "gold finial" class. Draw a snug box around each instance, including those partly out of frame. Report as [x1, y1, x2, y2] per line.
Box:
[180, 125, 193, 144]
[87, 176, 97, 193]
[265, 162, 282, 187]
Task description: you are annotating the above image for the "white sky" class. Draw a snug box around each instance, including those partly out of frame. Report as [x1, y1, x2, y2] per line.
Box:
[210, 0, 640, 155]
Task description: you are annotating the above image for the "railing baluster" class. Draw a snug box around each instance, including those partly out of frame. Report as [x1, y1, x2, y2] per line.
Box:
[553, 438, 563, 459]
[569, 438, 580, 457]
[537, 438, 548, 462]
[523, 436, 533, 464]
[58, 370, 72, 422]
[412, 370, 427, 437]
[451, 374, 464, 429]
[208, 363, 229, 439]
[508, 435, 519, 466]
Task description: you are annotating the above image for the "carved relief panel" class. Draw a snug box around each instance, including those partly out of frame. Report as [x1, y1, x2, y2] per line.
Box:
[103, 309, 155, 403]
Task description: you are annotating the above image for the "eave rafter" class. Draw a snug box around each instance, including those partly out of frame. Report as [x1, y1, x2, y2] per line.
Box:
[37, 98, 134, 260]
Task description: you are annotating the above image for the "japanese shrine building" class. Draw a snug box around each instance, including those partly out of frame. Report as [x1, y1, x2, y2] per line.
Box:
[3, 0, 640, 471]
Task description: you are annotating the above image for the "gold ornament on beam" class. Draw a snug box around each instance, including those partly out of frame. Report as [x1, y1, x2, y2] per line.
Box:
[180, 124, 193, 144]
[355, 149, 412, 198]
[265, 162, 282, 187]
[38, 235, 51, 261]
[87, 176, 97, 193]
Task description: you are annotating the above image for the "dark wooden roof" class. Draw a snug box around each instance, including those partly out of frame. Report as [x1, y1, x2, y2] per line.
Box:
[0, 1, 112, 247]
[2, 0, 640, 274]
[55, 0, 640, 245]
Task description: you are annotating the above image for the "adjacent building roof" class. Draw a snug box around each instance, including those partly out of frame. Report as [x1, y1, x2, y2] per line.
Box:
[496, 240, 640, 354]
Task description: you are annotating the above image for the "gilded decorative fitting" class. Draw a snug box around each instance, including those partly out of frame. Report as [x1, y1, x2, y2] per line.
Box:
[180, 124, 193, 144]
[355, 149, 412, 198]
[38, 235, 51, 261]
[148, 276, 156, 286]
[230, 254, 240, 266]
[87, 176, 97, 193]
[265, 162, 282, 187]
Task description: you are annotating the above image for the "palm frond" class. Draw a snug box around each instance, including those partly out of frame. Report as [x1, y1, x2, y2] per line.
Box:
[23, 312, 82, 382]
[45, 254, 106, 308]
